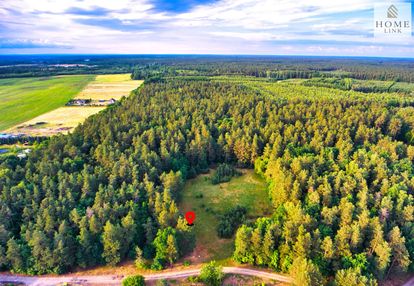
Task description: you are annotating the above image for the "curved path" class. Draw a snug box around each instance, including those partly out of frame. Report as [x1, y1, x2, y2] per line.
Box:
[403, 276, 414, 286]
[0, 267, 292, 285]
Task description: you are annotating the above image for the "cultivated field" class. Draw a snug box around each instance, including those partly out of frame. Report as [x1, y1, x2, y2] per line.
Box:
[179, 169, 272, 263]
[74, 74, 143, 100]
[0, 75, 94, 131]
[9, 106, 106, 136]
[6, 74, 142, 136]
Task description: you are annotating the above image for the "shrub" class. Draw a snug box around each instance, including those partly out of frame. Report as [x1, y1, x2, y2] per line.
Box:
[217, 205, 247, 238]
[187, 276, 199, 283]
[183, 260, 191, 266]
[210, 164, 240, 184]
[122, 275, 145, 286]
[199, 261, 224, 286]
[135, 246, 147, 269]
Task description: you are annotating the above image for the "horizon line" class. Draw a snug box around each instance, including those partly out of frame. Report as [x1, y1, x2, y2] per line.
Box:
[1, 53, 414, 60]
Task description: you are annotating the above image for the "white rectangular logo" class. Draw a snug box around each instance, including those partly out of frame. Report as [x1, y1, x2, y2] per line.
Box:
[374, 2, 412, 38]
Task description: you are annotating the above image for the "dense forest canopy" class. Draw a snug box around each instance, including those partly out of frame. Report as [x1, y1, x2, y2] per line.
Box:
[0, 58, 414, 285]
[1, 55, 414, 83]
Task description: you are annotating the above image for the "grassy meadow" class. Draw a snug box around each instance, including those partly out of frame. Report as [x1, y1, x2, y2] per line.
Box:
[0, 75, 94, 131]
[179, 169, 272, 263]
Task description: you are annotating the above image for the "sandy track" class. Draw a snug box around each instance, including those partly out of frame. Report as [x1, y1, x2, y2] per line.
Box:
[0, 267, 292, 285]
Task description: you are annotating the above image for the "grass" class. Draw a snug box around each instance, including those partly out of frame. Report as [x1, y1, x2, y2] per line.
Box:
[179, 169, 272, 263]
[0, 75, 94, 131]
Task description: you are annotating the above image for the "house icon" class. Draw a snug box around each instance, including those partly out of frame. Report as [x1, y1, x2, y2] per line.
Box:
[387, 4, 398, 18]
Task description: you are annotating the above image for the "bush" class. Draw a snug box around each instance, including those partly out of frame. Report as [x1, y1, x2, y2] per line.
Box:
[122, 275, 145, 286]
[151, 257, 164, 270]
[217, 205, 247, 238]
[187, 276, 199, 283]
[199, 261, 224, 286]
[135, 246, 148, 269]
[183, 260, 191, 266]
[210, 164, 240, 184]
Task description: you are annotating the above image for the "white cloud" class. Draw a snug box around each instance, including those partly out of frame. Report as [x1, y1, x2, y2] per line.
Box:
[0, 0, 413, 56]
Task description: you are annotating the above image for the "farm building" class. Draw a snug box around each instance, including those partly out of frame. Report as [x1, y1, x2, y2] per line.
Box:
[17, 149, 31, 159]
[67, 99, 90, 106]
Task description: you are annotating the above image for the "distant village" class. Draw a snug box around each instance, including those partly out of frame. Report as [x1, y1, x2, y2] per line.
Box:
[67, 98, 117, 106]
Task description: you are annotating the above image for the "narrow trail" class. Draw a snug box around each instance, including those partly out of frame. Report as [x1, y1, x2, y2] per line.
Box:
[403, 276, 414, 286]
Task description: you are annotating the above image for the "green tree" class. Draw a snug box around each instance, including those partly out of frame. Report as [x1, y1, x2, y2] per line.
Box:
[135, 246, 146, 269]
[166, 234, 178, 266]
[0, 245, 6, 268]
[388, 226, 410, 272]
[6, 238, 24, 272]
[52, 220, 76, 273]
[199, 261, 224, 286]
[290, 257, 323, 286]
[121, 212, 137, 258]
[334, 268, 377, 286]
[77, 218, 100, 268]
[122, 275, 145, 286]
[29, 230, 53, 274]
[233, 225, 254, 264]
[152, 227, 178, 269]
[102, 221, 123, 266]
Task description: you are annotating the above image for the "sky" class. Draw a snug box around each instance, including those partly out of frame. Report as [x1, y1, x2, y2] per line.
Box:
[0, 0, 413, 57]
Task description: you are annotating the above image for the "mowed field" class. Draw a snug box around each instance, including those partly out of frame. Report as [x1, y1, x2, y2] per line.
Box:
[9, 106, 106, 136]
[0, 75, 94, 131]
[6, 74, 143, 136]
[74, 74, 143, 100]
[179, 169, 272, 263]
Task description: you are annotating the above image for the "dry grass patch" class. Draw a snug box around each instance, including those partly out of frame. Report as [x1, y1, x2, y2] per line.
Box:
[9, 106, 105, 136]
[74, 74, 143, 100]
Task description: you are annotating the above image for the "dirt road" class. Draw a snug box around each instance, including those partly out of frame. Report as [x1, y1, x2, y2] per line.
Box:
[403, 277, 414, 286]
[0, 267, 292, 285]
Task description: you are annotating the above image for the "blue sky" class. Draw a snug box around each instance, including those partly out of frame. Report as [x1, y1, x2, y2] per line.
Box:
[0, 0, 413, 57]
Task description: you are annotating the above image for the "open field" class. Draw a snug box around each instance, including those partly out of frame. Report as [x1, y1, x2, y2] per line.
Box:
[74, 74, 143, 100]
[179, 169, 272, 263]
[0, 75, 94, 131]
[8, 106, 105, 136]
[5, 74, 142, 136]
